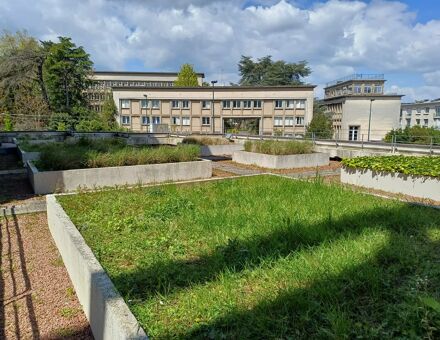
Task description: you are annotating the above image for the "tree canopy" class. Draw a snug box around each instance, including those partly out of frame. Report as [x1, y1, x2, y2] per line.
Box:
[238, 55, 311, 86]
[306, 100, 334, 139]
[174, 64, 199, 87]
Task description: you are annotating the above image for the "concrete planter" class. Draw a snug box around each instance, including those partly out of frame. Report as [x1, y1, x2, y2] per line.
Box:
[233, 151, 329, 169]
[341, 166, 440, 201]
[200, 144, 243, 157]
[46, 195, 148, 340]
[17, 145, 41, 165]
[28, 159, 212, 194]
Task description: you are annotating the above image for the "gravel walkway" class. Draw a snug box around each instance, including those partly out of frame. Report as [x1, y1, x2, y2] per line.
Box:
[0, 212, 93, 339]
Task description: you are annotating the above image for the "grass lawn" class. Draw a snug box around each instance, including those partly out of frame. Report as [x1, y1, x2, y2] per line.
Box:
[58, 175, 440, 339]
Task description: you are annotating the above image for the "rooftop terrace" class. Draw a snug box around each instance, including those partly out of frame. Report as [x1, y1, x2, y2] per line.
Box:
[325, 74, 385, 88]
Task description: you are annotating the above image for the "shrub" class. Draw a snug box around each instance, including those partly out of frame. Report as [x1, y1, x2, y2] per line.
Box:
[182, 136, 233, 145]
[384, 126, 440, 145]
[244, 140, 313, 155]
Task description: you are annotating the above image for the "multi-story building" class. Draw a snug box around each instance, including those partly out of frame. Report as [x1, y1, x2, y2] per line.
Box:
[87, 71, 205, 112]
[324, 74, 403, 141]
[111, 85, 315, 135]
[400, 99, 440, 129]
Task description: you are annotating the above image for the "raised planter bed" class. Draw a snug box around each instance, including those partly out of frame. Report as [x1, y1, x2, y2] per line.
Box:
[28, 159, 212, 194]
[233, 151, 329, 169]
[46, 195, 148, 339]
[200, 144, 243, 157]
[17, 145, 41, 165]
[341, 166, 440, 201]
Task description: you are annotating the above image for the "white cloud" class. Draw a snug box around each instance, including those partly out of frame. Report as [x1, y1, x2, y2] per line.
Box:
[1, 0, 439, 99]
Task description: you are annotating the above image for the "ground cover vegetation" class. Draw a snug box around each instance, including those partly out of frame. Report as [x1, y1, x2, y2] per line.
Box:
[384, 126, 440, 145]
[58, 175, 440, 338]
[182, 136, 234, 145]
[244, 140, 313, 155]
[342, 155, 440, 178]
[33, 138, 199, 171]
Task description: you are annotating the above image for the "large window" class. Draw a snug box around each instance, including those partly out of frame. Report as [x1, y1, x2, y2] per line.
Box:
[121, 116, 130, 125]
[286, 100, 295, 109]
[296, 100, 306, 109]
[172, 117, 180, 125]
[274, 116, 283, 126]
[275, 100, 284, 109]
[182, 117, 191, 126]
[253, 100, 262, 108]
[348, 125, 359, 141]
[222, 100, 231, 108]
[202, 100, 211, 109]
[152, 116, 161, 124]
[354, 85, 362, 94]
[285, 116, 294, 126]
[232, 100, 241, 109]
[172, 100, 180, 108]
[202, 117, 211, 125]
[141, 99, 148, 109]
[295, 116, 304, 125]
[364, 86, 372, 93]
[243, 100, 252, 109]
[121, 99, 130, 109]
[374, 85, 382, 93]
[182, 100, 190, 109]
[151, 100, 160, 109]
[142, 116, 150, 125]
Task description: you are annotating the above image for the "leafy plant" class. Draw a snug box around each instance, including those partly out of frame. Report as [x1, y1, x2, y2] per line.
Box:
[244, 140, 313, 155]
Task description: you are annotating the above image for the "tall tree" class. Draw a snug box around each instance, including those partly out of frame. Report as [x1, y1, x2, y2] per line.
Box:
[174, 64, 199, 87]
[238, 55, 311, 86]
[101, 91, 117, 129]
[43, 37, 93, 114]
[306, 99, 333, 139]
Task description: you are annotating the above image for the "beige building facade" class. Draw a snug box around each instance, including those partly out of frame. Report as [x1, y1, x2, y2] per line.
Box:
[324, 74, 403, 141]
[112, 85, 315, 135]
[400, 99, 440, 129]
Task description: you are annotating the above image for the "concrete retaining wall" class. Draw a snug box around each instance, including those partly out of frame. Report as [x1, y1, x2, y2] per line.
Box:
[17, 146, 40, 165]
[46, 195, 148, 339]
[28, 159, 212, 194]
[232, 151, 329, 169]
[341, 166, 440, 201]
[200, 144, 243, 157]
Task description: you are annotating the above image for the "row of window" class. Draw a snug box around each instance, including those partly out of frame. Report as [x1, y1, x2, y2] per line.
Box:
[91, 80, 174, 89]
[326, 85, 383, 97]
[274, 116, 304, 126]
[405, 107, 440, 115]
[120, 99, 307, 110]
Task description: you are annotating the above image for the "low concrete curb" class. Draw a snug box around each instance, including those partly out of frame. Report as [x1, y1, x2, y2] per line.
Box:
[28, 159, 212, 194]
[1, 200, 46, 216]
[341, 166, 440, 201]
[46, 195, 148, 340]
[233, 151, 329, 169]
[200, 144, 243, 157]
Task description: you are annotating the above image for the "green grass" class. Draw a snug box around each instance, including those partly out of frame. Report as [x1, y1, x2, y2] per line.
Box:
[182, 136, 233, 145]
[244, 140, 313, 155]
[58, 175, 440, 339]
[34, 138, 200, 171]
[342, 155, 440, 178]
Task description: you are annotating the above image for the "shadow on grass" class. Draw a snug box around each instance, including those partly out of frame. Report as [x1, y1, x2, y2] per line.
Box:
[110, 202, 440, 338]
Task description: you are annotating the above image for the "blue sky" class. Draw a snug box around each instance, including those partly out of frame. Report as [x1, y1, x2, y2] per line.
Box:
[0, 0, 439, 101]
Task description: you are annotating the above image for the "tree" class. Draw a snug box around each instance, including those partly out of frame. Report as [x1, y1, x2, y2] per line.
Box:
[101, 91, 117, 129]
[238, 55, 311, 86]
[384, 126, 440, 145]
[43, 37, 93, 114]
[306, 100, 333, 139]
[174, 64, 199, 87]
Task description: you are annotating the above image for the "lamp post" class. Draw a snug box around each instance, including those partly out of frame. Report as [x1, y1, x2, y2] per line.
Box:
[368, 99, 375, 142]
[211, 80, 218, 134]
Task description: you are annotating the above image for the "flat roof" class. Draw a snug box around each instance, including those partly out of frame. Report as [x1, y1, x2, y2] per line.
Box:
[402, 99, 440, 105]
[93, 70, 205, 77]
[111, 84, 316, 90]
[324, 94, 404, 101]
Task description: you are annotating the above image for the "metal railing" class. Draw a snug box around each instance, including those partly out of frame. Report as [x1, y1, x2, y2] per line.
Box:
[325, 74, 384, 88]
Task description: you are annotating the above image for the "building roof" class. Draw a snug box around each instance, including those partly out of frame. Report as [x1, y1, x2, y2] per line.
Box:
[402, 99, 440, 105]
[325, 74, 385, 88]
[324, 94, 404, 102]
[93, 70, 205, 77]
[111, 84, 316, 91]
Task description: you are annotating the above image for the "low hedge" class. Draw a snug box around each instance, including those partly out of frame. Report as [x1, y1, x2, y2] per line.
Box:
[182, 136, 233, 145]
[244, 140, 313, 155]
[342, 155, 440, 178]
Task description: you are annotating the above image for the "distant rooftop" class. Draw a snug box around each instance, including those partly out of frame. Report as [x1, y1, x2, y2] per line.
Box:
[325, 74, 385, 88]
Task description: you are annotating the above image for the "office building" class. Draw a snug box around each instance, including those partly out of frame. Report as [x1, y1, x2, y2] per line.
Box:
[400, 99, 440, 129]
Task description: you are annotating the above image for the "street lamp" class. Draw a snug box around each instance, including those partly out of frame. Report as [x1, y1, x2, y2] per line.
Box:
[368, 99, 375, 141]
[211, 80, 218, 134]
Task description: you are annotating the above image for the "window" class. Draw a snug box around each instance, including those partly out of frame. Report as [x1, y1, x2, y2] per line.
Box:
[172, 100, 180, 108]
[286, 100, 295, 109]
[182, 117, 191, 126]
[182, 100, 189, 109]
[274, 116, 283, 126]
[354, 85, 362, 94]
[151, 100, 160, 109]
[424, 119, 429, 126]
[222, 100, 231, 108]
[202, 100, 211, 109]
[285, 116, 294, 126]
[121, 116, 130, 125]
[425, 107, 430, 114]
[406, 118, 411, 126]
[295, 117, 304, 125]
[253, 100, 262, 108]
[121, 99, 130, 109]
[152, 116, 161, 124]
[142, 116, 150, 125]
[296, 100, 306, 109]
[172, 117, 180, 125]
[232, 100, 241, 108]
[202, 117, 211, 125]
[436, 106, 440, 117]
[348, 126, 359, 141]
[141, 99, 148, 109]
[275, 100, 284, 109]
[364, 86, 372, 93]
[416, 119, 420, 125]
[374, 85, 382, 93]
[243, 100, 252, 109]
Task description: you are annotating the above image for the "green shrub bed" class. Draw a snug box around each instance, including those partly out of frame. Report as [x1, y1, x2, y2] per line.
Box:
[182, 136, 233, 145]
[342, 155, 440, 178]
[58, 175, 440, 338]
[244, 140, 313, 155]
[34, 138, 200, 171]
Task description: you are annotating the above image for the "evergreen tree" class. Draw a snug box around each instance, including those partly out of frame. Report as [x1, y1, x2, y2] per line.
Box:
[238, 55, 311, 86]
[306, 100, 333, 139]
[174, 64, 199, 87]
[101, 91, 117, 129]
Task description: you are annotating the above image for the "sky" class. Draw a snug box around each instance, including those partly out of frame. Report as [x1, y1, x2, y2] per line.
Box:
[1, 0, 439, 102]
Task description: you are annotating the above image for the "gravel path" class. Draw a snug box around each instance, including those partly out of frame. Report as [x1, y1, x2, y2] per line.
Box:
[0, 212, 93, 339]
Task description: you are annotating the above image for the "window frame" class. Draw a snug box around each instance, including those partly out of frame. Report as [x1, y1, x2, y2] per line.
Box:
[172, 100, 180, 109]
[274, 116, 283, 127]
[141, 116, 150, 125]
[253, 100, 262, 109]
[284, 116, 294, 126]
[202, 100, 211, 109]
[232, 100, 241, 109]
[182, 117, 191, 126]
[121, 99, 130, 109]
[295, 116, 304, 126]
[182, 100, 190, 109]
[201, 117, 211, 125]
[152, 116, 161, 124]
[222, 100, 231, 109]
[274, 100, 284, 109]
[121, 116, 130, 125]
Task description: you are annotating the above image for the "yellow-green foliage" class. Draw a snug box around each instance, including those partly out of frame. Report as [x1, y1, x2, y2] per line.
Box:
[244, 140, 313, 155]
